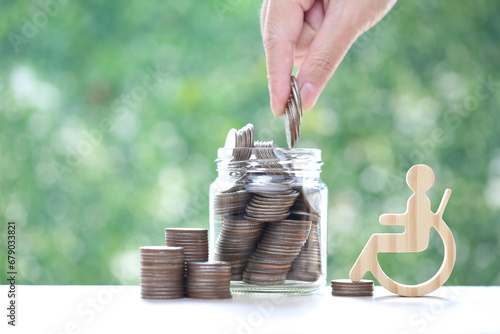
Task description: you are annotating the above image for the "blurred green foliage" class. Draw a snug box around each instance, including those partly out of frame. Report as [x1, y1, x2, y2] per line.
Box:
[0, 0, 499, 286]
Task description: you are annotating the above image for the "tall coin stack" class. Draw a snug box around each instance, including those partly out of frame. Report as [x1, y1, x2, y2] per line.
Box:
[165, 228, 209, 277]
[140, 246, 185, 299]
[186, 261, 232, 299]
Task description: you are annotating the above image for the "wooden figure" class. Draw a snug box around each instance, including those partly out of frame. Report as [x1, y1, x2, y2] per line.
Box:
[349, 164, 456, 297]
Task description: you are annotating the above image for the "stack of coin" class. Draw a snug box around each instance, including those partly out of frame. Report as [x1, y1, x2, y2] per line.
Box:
[186, 261, 232, 299]
[287, 221, 321, 281]
[225, 123, 254, 161]
[214, 216, 266, 280]
[140, 246, 185, 299]
[214, 190, 252, 216]
[243, 220, 312, 284]
[244, 190, 299, 222]
[245, 174, 293, 193]
[331, 279, 374, 297]
[283, 76, 302, 148]
[165, 228, 209, 276]
[253, 141, 287, 175]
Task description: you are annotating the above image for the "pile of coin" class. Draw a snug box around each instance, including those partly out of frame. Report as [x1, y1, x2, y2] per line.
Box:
[141, 229, 233, 299]
[214, 216, 266, 280]
[214, 191, 252, 216]
[244, 190, 299, 222]
[283, 76, 302, 148]
[253, 141, 288, 176]
[243, 220, 312, 284]
[331, 279, 374, 297]
[287, 221, 321, 281]
[225, 123, 254, 161]
[165, 228, 209, 276]
[186, 261, 232, 299]
[140, 246, 185, 299]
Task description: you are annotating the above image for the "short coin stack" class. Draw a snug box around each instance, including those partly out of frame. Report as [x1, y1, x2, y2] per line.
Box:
[186, 261, 232, 299]
[244, 190, 300, 222]
[165, 228, 209, 276]
[214, 191, 252, 216]
[140, 246, 185, 299]
[331, 279, 374, 297]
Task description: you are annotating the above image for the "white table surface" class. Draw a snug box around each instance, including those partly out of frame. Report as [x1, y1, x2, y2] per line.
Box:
[2, 285, 499, 334]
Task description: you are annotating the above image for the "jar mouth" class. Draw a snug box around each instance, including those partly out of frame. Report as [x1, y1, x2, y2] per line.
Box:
[216, 147, 323, 174]
[217, 147, 321, 159]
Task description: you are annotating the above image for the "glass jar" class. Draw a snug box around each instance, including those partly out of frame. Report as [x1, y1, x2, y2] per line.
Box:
[209, 146, 327, 295]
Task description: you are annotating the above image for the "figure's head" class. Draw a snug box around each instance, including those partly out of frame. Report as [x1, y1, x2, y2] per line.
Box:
[406, 164, 435, 192]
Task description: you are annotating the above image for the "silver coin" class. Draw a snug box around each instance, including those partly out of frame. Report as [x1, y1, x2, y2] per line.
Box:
[301, 186, 322, 214]
[283, 106, 293, 148]
[291, 76, 302, 114]
[225, 128, 238, 160]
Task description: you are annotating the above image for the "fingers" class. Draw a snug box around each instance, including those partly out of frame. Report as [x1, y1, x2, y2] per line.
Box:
[294, 1, 325, 66]
[294, 22, 317, 65]
[263, 0, 308, 117]
[260, 0, 269, 36]
[263, 0, 397, 113]
[296, 5, 357, 110]
[296, 0, 397, 110]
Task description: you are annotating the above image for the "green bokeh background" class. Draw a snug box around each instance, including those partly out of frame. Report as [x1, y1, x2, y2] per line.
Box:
[1, 0, 499, 286]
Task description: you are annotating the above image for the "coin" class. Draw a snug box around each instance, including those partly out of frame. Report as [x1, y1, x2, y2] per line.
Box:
[242, 219, 311, 285]
[283, 103, 294, 148]
[165, 228, 209, 279]
[291, 76, 302, 113]
[225, 124, 254, 161]
[331, 279, 374, 297]
[287, 100, 298, 147]
[300, 186, 322, 214]
[186, 262, 232, 299]
[287, 222, 321, 281]
[283, 76, 303, 148]
[214, 190, 252, 216]
[214, 121, 325, 286]
[215, 216, 265, 280]
[139, 246, 186, 299]
[225, 128, 237, 152]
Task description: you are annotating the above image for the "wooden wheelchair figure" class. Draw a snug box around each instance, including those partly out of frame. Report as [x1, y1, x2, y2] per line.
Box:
[350, 165, 456, 297]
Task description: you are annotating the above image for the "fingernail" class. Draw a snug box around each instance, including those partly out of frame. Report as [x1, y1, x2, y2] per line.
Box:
[300, 83, 319, 110]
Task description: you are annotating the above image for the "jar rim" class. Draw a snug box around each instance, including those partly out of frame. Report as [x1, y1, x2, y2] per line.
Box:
[216, 147, 323, 174]
[217, 147, 322, 161]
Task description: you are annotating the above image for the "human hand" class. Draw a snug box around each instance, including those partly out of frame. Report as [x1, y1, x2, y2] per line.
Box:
[261, 0, 397, 116]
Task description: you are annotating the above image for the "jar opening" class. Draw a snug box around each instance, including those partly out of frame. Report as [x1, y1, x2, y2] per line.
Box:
[216, 147, 323, 175]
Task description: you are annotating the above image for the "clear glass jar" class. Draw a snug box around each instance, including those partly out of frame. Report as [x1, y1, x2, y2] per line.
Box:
[209, 147, 327, 295]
